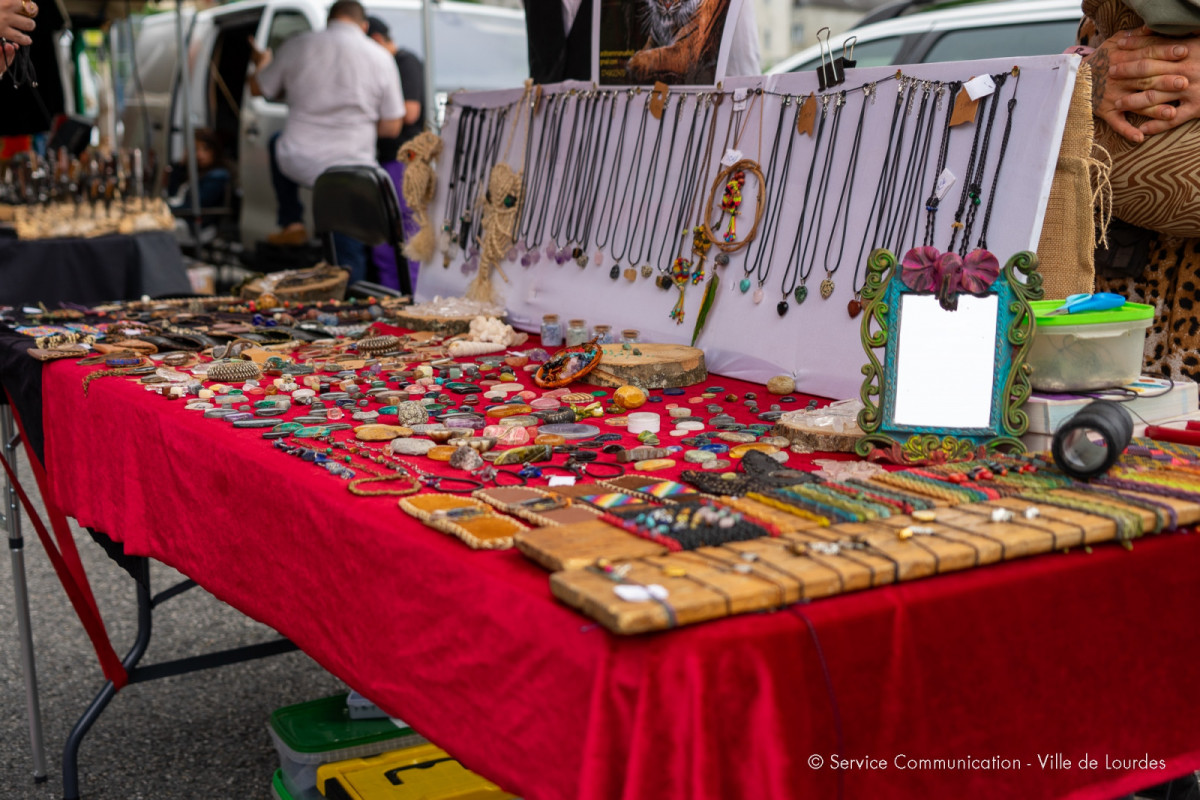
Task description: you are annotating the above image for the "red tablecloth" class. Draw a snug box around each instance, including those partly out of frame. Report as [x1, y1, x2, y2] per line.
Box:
[38, 349, 1200, 800]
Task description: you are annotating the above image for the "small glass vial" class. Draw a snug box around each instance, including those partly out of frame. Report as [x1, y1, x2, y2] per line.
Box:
[541, 314, 563, 347]
[592, 324, 615, 345]
[565, 318, 589, 347]
[621, 329, 640, 345]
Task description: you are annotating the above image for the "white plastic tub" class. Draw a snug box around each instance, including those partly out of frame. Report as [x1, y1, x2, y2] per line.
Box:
[1027, 300, 1153, 392]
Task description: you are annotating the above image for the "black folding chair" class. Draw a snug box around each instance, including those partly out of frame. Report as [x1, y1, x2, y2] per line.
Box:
[312, 165, 411, 298]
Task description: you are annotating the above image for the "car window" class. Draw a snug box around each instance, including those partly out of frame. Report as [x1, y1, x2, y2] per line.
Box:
[267, 10, 311, 53]
[784, 36, 905, 73]
[922, 20, 1080, 63]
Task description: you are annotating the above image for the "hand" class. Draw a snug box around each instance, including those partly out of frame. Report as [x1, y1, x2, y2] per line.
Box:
[0, 0, 37, 47]
[0, 40, 16, 76]
[1113, 27, 1200, 136]
[247, 36, 271, 69]
[1088, 27, 1196, 142]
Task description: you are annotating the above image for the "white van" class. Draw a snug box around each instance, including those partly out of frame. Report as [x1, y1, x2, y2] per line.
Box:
[120, 0, 526, 247]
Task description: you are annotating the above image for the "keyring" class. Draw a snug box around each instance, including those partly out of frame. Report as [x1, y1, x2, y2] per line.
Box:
[574, 459, 625, 479]
[421, 474, 485, 493]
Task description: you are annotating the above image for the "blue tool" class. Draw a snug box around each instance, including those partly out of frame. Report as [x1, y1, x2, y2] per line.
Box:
[1044, 292, 1127, 316]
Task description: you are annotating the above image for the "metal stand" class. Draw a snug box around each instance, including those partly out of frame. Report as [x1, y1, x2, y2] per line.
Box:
[62, 554, 297, 800]
[2, 404, 49, 784]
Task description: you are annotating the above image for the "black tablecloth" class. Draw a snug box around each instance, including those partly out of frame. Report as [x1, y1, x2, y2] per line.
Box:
[0, 232, 191, 306]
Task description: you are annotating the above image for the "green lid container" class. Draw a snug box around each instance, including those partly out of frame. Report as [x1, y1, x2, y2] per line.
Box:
[270, 693, 411, 757]
[1030, 299, 1154, 328]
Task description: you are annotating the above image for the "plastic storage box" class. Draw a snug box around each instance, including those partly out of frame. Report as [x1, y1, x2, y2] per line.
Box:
[315, 743, 517, 800]
[273, 768, 324, 800]
[1027, 300, 1153, 392]
[270, 693, 426, 795]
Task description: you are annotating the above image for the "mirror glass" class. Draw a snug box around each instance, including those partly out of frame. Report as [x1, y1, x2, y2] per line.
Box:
[891, 294, 998, 429]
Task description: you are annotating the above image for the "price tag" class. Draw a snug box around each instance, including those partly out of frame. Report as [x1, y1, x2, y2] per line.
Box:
[935, 168, 956, 200]
[721, 148, 743, 168]
[963, 74, 996, 101]
[614, 584, 669, 603]
[731, 87, 748, 111]
[548, 475, 576, 487]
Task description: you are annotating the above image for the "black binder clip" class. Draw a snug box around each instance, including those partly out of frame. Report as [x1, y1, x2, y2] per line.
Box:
[816, 28, 844, 90]
[835, 36, 857, 73]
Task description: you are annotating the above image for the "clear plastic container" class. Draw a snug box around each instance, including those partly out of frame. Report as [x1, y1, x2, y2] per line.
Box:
[1027, 300, 1153, 391]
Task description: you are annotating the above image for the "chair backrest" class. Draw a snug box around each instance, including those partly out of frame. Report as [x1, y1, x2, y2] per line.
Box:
[312, 165, 402, 248]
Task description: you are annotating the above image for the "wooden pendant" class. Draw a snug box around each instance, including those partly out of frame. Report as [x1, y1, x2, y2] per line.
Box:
[950, 86, 980, 127]
[797, 94, 817, 137]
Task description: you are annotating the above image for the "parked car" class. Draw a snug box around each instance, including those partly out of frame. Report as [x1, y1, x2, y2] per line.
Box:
[120, 0, 526, 247]
[769, 0, 1083, 75]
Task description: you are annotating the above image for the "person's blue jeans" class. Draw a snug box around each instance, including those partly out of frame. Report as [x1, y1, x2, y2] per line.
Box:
[332, 232, 367, 284]
[268, 133, 303, 228]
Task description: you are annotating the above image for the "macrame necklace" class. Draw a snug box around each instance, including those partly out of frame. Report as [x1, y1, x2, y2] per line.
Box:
[971, 70, 1020, 257]
[879, 80, 932, 254]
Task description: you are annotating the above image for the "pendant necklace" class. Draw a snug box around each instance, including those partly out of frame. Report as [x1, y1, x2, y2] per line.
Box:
[516, 92, 563, 264]
[589, 89, 638, 265]
[441, 105, 478, 265]
[627, 90, 684, 281]
[457, 105, 495, 267]
[598, 89, 653, 272]
[847, 77, 909, 316]
[743, 94, 802, 304]
[525, 91, 573, 261]
[867, 78, 917, 255]
[464, 105, 509, 264]
[955, 71, 1009, 257]
[778, 92, 836, 317]
[553, 90, 602, 262]
[669, 92, 722, 323]
[819, 83, 874, 301]
[564, 91, 616, 267]
[546, 91, 598, 261]
[651, 92, 708, 288]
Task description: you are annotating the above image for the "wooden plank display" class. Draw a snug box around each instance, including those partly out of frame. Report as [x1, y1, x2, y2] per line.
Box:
[534, 482, 1200, 634]
[581, 344, 708, 389]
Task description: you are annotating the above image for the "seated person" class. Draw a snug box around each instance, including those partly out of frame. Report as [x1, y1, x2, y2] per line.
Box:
[166, 128, 232, 228]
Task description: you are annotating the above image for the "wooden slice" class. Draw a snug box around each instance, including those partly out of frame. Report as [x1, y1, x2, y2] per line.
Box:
[582, 343, 707, 389]
[773, 406, 865, 453]
[390, 309, 492, 336]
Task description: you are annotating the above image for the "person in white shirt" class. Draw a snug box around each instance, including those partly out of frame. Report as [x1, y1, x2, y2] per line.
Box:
[249, 0, 403, 280]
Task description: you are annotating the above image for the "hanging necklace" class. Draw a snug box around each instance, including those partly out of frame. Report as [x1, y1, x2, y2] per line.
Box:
[600, 89, 653, 271]
[880, 80, 933, 254]
[553, 90, 603, 260]
[564, 91, 615, 265]
[441, 105, 478, 266]
[819, 83, 874, 301]
[921, 81, 960, 249]
[778, 92, 834, 317]
[743, 95, 802, 304]
[516, 92, 562, 263]
[590, 89, 640, 262]
[574, 91, 620, 269]
[946, 87, 993, 255]
[526, 92, 573, 261]
[668, 92, 722, 323]
[702, 89, 765, 259]
[547, 91, 598, 258]
[651, 93, 705, 284]
[971, 69, 1019, 257]
[892, 82, 944, 254]
[955, 72, 1008, 257]
[847, 77, 909, 315]
[627, 90, 684, 279]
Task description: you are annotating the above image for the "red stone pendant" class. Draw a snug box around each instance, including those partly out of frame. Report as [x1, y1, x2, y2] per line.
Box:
[847, 298, 862, 318]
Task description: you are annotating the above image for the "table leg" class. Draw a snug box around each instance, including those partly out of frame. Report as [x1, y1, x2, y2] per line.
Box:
[2, 404, 49, 784]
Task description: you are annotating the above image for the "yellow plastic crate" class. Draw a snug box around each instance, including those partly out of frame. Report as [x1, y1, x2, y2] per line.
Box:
[317, 743, 517, 800]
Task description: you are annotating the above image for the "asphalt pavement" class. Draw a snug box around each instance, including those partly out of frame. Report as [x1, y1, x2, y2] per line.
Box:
[1, 446, 343, 799]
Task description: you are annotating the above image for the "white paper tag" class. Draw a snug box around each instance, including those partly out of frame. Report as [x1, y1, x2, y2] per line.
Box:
[614, 584, 669, 603]
[934, 168, 956, 200]
[547, 475, 576, 487]
[963, 74, 996, 101]
[732, 88, 748, 111]
[721, 148, 743, 168]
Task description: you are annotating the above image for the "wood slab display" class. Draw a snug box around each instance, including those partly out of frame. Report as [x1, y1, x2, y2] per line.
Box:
[773, 404, 865, 453]
[582, 343, 707, 389]
[391, 308, 493, 336]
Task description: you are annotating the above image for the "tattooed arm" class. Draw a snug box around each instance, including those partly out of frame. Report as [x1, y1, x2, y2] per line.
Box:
[1087, 27, 1198, 142]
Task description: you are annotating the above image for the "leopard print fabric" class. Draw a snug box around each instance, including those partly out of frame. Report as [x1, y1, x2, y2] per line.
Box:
[1097, 233, 1200, 382]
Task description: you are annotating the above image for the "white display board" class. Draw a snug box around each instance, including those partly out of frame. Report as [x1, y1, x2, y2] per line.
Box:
[417, 55, 1079, 400]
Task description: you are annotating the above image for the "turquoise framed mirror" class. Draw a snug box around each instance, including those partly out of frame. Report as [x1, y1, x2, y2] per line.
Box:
[856, 247, 1044, 465]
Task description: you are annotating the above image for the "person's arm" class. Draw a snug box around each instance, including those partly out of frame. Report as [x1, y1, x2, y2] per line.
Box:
[396, 53, 424, 125]
[376, 51, 405, 139]
[0, 0, 35, 47]
[247, 36, 279, 99]
[1086, 26, 1198, 142]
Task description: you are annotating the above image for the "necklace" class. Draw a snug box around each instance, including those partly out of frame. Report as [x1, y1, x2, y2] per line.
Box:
[972, 70, 1020, 255]
[703, 89, 764, 257]
[654, 93, 711, 289]
[893, 82, 943, 254]
[516, 93, 561, 262]
[847, 78, 909, 315]
[956, 72, 1009, 257]
[546, 91, 595, 257]
[880, 80, 933, 254]
[599, 89, 653, 270]
[591, 89, 640, 259]
[607, 91, 655, 271]
[668, 93, 722, 323]
[627, 90, 684, 278]
[778, 92, 834, 316]
[565, 91, 615, 266]
[946, 87, 993, 255]
[820, 84, 873, 300]
[525, 92, 572, 261]
[742, 95, 802, 304]
[647, 93, 702, 283]
[922, 81, 960, 249]
[441, 105, 478, 265]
